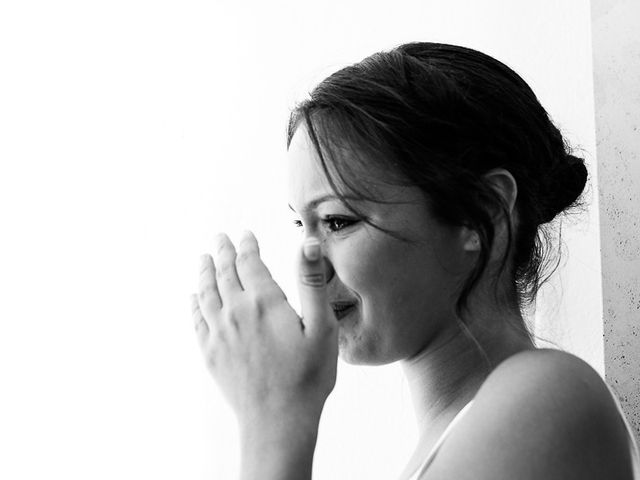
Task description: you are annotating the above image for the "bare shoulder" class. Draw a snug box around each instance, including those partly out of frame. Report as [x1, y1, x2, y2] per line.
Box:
[425, 348, 634, 480]
[478, 348, 608, 406]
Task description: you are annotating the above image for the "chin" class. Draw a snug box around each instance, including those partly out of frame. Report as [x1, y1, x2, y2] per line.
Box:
[337, 336, 395, 366]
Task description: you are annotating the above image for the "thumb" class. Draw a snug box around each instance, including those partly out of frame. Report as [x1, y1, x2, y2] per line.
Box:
[298, 237, 332, 337]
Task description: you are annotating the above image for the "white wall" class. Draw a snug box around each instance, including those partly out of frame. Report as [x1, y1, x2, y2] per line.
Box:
[592, 0, 640, 441]
[0, 1, 598, 479]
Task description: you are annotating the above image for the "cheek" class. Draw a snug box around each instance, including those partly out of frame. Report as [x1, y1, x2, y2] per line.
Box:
[336, 234, 456, 326]
[335, 235, 423, 299]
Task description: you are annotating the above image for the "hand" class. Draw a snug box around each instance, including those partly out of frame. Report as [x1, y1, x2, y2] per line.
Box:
[190, 231, 338, 429]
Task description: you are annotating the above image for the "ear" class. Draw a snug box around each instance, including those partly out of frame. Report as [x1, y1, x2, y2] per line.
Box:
[483, 168, 518, 220]
[461, 169, 518, 253]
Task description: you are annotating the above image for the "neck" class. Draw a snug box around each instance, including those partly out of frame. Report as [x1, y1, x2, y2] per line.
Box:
[399, 310, 535, 433]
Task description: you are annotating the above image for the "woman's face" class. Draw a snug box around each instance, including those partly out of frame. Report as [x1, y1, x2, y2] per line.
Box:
[287, 127, 474, 365]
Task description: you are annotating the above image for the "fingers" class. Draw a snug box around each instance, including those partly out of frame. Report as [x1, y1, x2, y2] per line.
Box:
[235, 231, 285, 302]
[191, 293, 209, 348]
[297, 237, 333, 338]
[199, 253, 222, 309]
[212, 233, 243, 299]
[195, 231, 287, 339]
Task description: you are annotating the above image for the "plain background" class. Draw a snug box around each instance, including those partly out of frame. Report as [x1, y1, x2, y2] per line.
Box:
[0, 1, 600, 478]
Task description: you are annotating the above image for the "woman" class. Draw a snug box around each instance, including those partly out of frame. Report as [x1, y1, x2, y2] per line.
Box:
[191, 42, 640, 479]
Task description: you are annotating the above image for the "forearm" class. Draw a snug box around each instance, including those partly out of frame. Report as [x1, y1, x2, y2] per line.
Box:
[239, 410, 321, 480]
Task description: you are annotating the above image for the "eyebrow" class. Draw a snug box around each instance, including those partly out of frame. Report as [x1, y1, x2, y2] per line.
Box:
[288, 194, 363, 213]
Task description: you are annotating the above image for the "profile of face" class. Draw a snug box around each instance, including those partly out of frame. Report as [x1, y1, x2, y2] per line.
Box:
[287, 127, 479, 366]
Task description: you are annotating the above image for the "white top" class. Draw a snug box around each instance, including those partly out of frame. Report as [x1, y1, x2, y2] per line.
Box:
[406, 383, 640, 480]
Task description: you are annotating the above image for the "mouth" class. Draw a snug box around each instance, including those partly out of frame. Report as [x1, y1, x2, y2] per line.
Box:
[331, 301, 357, 321]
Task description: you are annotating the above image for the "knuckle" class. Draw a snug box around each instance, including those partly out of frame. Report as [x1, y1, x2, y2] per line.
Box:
[224, 309, 241, 330]
[216, 262, 235, 278]
[191, 300, 201, 316]
[235, 248, 255, 265]
[194, 316, 207, 332]
[198, 283, 217, 302]
[191, 298, 200, 315]
[247, 293, 267, 316]
[221, 295, 267, 330]
[205, 347, 217, 370]
[200, 297, 219, 315]
[211, 327, 225, 344]
[301, 272, 325, 287]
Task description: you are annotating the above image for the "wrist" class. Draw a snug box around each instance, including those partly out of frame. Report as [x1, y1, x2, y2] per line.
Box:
[239, 407, 321, 449]
[239, 408, 321, 480]
[239, 396, 324, 436]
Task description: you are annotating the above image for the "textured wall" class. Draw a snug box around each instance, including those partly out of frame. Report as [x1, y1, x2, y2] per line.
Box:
[592, 0, 640, 442]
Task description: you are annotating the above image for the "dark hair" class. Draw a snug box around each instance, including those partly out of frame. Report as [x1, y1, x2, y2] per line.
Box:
[286, 42, 588, 337]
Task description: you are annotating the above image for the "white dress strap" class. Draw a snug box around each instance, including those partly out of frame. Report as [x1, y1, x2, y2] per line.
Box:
[406, 400, 474, 480]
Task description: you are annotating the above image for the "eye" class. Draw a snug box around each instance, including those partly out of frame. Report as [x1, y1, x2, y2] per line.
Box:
[291, 216, 357, 234]
[322, 216, 356, 232]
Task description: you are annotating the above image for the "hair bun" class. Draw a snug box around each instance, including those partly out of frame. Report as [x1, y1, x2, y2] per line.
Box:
[541, 154, 588, 224]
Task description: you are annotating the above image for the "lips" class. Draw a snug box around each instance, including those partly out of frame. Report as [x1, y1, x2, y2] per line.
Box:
[331, 301, 357, 321]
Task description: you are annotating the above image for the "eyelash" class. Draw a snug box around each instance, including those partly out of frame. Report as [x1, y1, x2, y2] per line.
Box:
[292, 216, 356, 233]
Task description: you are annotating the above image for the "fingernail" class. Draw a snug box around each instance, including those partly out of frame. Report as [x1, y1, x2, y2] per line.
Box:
[303, 238, 321, 261]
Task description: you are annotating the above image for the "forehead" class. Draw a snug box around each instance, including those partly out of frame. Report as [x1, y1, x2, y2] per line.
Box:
[287, 127, 333, 206]
[286, 126, 414, 212]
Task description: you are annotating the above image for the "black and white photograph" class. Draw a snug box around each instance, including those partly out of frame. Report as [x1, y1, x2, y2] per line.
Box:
[1, 1, 638, 479]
